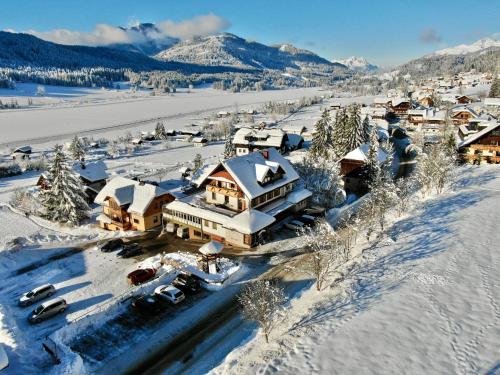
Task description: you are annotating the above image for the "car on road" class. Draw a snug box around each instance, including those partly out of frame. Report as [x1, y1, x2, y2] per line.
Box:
[117, 243, 142, 258]
[154, 285, 185, 304]
[172, 273, 201, 294]
[298, 214, 317, 226]
[99, 238, 124, 252]
[127, 268, 156, 286]
[131, 294, 164, 315]
[304, 206, 326, 217]
[28, 298, 67, 324]
[284, 220, 306, 231]
[18, 284, 56, 307]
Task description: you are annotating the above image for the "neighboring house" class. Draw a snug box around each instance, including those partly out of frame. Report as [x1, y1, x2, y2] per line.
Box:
[450, 106, 480, 125]
[192, 137, 208, 147]
[37, 161, 109, 202]
[418, 96, 434, 108]
[390, 98, 412, 116]
[340, 144, 388, 194]
[456, 95, 476, 104]
[458, 122, 500, 164]
[233, 127, 288, 156]
[11, 145, 32, 160]
[163, 148, 311, 248]
[484, 98, 500, 108]
[408, 109, 446, 125]
[361, 106, 387, 120]
[94, 177, 175, 231]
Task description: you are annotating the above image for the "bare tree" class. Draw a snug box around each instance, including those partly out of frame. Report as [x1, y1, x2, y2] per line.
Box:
[298, 220, 344, 291]
[238, 279, 287, 343]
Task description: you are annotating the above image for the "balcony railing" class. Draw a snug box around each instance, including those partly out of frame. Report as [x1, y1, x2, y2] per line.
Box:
[207, 184, 243, 198]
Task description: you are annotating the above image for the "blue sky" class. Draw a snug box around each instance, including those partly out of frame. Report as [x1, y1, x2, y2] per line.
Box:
[1, 0, 499, 66]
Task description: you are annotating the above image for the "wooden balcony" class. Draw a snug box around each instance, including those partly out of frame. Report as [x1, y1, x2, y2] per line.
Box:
[207, 184, 243, 198]
[461, 154, 500, 164]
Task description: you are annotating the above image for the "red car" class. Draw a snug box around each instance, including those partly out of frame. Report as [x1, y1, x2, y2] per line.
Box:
[127, 268, 156, 285]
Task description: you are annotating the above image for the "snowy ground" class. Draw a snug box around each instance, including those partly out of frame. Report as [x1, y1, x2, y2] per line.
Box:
[212, 165, 500, 375]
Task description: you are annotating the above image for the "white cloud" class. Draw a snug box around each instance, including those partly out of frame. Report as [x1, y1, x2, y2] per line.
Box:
[25, 14, 230, 46]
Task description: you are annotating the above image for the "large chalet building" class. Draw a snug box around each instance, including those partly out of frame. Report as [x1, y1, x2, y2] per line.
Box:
[232, 127, 288, 156]
[163, 148, 311, 248]
[458, 123, 500, 164]
[95, 177, 174, 231]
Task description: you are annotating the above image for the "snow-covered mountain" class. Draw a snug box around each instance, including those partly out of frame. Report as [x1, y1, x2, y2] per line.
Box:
[155, 33, 347, 72]
[333, 56, 379, 73]
[428, 37, 500, 57]
[110, 23, 179, 56]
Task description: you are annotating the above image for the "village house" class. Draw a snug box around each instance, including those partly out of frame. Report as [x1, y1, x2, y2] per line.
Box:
[389, 98, 412, 117]
[37, 160, 109, 202]
[163, 148, 312, 248]
[484, 97, 500, 109]
[11, 145, 32, 160]
[339, 143, 388, 194]
[458, 122, 500, 164]
[94, 176, 175, 231]
[450, 106, 480, 125]
[233, 127, 289, 156]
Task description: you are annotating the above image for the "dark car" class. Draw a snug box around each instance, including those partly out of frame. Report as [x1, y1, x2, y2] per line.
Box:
[117, 243, 142, 258]
[172, 273, 201, 294]
[131, 294, 164, 315]
[99, 238, 124, 252]
[298, 214, 317, 226]
[127, 268, 156, 286]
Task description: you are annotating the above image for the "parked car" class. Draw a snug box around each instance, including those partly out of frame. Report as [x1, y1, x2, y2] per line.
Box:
[154, 285, 185, 304]
[18, 284, 56, 307]
[99, 238, 124, 252]
[131, 294, 164, 315]
[127, 268, 156, 286]
[298, 214, 317, 226]
[304, 206, 326, 217]
[0, 344, 8, 371]
[284, 220, 306, 231]
[172, 273, 201, 294]
[117, 243, 142, 258]
[28, 298, 67, 324]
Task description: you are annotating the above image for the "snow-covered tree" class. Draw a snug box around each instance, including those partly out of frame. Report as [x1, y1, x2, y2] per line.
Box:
[192, 153, 203, 173]
[223, 124, 236, 159]
[68, 135, 86, 161]
[361, 115, 371, 143]
[394, 175, 417, 216]
[36, 85, 45, 96]
[40, 145, 90, 225]
[295, 153, 345, 208]
[417, 142, 455, 195]
[10, 188, 41, 215]
[364, 126, 380, 184]
[310, 109, 333, 157]
[331, 107, 349, 157]
[238, 279, 287, 343]
[298, 220, 345, 291]
[154, 122, 167, 140]
[346, 104, 362, 152]
[489, 76, 500, 97]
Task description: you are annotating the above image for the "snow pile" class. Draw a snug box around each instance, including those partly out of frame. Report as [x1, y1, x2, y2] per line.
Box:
[163, 252, 240, 286]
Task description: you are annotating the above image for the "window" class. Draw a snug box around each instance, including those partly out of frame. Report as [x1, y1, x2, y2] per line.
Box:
[244, 234, 251, 245]
[204, 219, 209, 226]
[212, 192, 216, 200]
[194, 230, 202, 237]
[224, 195, 229, 204]
[133, 218, 139, 224]
[153, 216, 158, 223]
[212, 222, 217, 229]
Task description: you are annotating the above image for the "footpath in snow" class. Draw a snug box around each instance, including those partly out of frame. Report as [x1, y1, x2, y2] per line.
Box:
[213, 165, 500, 375]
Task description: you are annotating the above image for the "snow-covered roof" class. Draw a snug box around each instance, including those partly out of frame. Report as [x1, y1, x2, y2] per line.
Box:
[191, 163, 219, 187]
[199, 240, 224, 255]
[374, 97, 391, 104]
[342, 143, 388, 163]
[391, 98, 410, 107]
[223, 148, 299, 199]
[286, 188, 313, 204]
[451, 106, 479, 118]
[73, 161, 108, 182]
[13, 145, 32, 154]
[95, 176, 169, 214]
[192, 137, 207, 143]
[459, 122, 500, 148]
[233, 127, 285, 148]
[225, 209, 276, 234]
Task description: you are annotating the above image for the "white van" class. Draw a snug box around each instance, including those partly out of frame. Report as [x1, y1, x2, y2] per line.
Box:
[176, 226, 189, 239]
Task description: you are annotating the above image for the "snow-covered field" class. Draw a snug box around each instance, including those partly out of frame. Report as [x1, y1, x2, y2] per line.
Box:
[0, 86, 326, 147]
[212, 165, 500, 375]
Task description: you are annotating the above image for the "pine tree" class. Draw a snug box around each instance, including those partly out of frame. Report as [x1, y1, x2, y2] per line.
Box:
[489, 76, 500, 98]
[223, 125, 236, 159]
[68, 135, 86, 161]
[331, 108, 349, 158]
[310, 110, 332, 157]
[361, 115, 371, 143]
[193, 153, 203, 173]
[364, 126, 380, 184]
[154, 122, 167, 140]
[346, 104, 363, 152]
[41, 145, 90, 225]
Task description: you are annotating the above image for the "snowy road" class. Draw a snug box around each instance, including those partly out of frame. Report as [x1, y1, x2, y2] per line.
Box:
[213, 165, 500, 375]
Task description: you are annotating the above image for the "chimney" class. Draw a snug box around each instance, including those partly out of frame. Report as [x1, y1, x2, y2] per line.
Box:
[261, 150, 269, 159]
